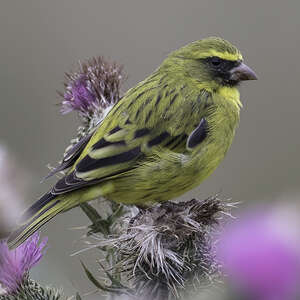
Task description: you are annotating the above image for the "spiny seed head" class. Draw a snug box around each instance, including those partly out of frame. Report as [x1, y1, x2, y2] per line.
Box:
[90, 197, 227, 299]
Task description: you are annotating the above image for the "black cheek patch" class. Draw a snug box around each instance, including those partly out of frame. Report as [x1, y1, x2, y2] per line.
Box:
[187, 118, 208, 148]
[205, 57, 240, 86]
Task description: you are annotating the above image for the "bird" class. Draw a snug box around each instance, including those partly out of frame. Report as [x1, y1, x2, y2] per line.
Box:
[8, 37, 257, 249]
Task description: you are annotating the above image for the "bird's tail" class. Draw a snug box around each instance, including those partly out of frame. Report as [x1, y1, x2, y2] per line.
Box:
[7, 182, 114, 249]
[7, 192, 75, 249]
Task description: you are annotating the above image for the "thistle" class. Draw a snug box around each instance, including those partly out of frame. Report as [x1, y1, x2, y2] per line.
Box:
[0, 233, 62, 300]
[116, 197, 223, 299]
[78, 197, 227, 300]
[60, 56, 124, 133]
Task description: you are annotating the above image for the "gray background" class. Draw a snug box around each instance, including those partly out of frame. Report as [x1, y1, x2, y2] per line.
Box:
[1, 0, 299, 298]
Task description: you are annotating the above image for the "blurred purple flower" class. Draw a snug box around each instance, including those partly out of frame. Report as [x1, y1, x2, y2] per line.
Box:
[217, 209, 300, 300]
[0, 144, 28, 239]
[0, 232, 47, 293]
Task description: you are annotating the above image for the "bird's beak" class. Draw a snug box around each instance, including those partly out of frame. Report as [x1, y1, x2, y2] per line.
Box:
[230, 62, 258, 81]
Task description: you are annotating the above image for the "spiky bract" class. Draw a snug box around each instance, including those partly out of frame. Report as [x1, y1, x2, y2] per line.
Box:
[0, 279, 62, 300]
[84, 197, 227, 299]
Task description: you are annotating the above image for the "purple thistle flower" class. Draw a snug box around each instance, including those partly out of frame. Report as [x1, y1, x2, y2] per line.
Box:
[63, 74, 97, 115]
[60, 57, 124, 121]
[217, 209, 300, 300]
[0, 232, 47, 293]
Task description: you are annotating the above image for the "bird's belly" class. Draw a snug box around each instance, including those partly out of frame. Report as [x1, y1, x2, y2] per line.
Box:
[106, 140, 229, 206]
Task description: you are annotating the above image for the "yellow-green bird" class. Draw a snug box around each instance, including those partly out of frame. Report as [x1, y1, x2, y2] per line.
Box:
[8, 37, 257, 248]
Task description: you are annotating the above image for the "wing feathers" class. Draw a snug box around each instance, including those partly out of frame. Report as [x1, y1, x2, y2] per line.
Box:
[92, 138, 125, 150]
[134, 128, 150, 138]
[148, 132, 170, 147]
[77, 147, 141, 173]
[187, 118, 208, 149]
[21, 192, 57, 222]
[44, 84, 198, 199]
[43, 133, 93, 180]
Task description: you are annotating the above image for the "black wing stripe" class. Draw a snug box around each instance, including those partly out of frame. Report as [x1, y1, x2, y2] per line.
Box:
[148, 132, 169, 147]
[52, 171, 92, 194]
[187, 118, 208, 148]
[169, 94, 179, 106]
[155, 93, 162, 106]
[165, 135, 181, 148]
[170, 134, 188, 149]
[145, 110, 153, 123]
[109, 126, 122, 134]
[92, 138, 126, 150]
[77, 147, 141, 173]
[43, 133, 93, 180]
[64, 133, 93, 161]
[65, 171, 82, 185]
[54, 173, 77, 191]
[22, 192, 57, 221]
[134, 128, 150, 138]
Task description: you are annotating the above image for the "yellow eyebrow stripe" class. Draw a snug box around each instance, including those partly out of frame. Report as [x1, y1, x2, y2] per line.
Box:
[200, 50, 243, 61]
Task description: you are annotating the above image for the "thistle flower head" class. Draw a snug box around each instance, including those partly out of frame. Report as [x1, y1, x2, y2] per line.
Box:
[60, 57, 124, 125]
[86, 197, 227, 299]
[0, 232, 47, 294]
[62, 74, 97, 115]
[125, 198, 222, 298]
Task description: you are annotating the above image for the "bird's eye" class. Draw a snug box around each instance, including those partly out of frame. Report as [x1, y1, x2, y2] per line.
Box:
[210, 57, 222, 66]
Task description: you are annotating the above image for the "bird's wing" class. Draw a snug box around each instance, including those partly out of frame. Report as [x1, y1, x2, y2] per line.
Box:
[44, 132, 94, 180]
[49, 81, 210, 196]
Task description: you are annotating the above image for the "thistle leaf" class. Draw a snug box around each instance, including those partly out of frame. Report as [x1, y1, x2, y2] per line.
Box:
[80, 261, 109, 291]
[80, 203, 101, 224]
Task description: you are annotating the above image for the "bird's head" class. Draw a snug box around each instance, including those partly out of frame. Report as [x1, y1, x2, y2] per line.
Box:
[162, 37, 257, 87]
